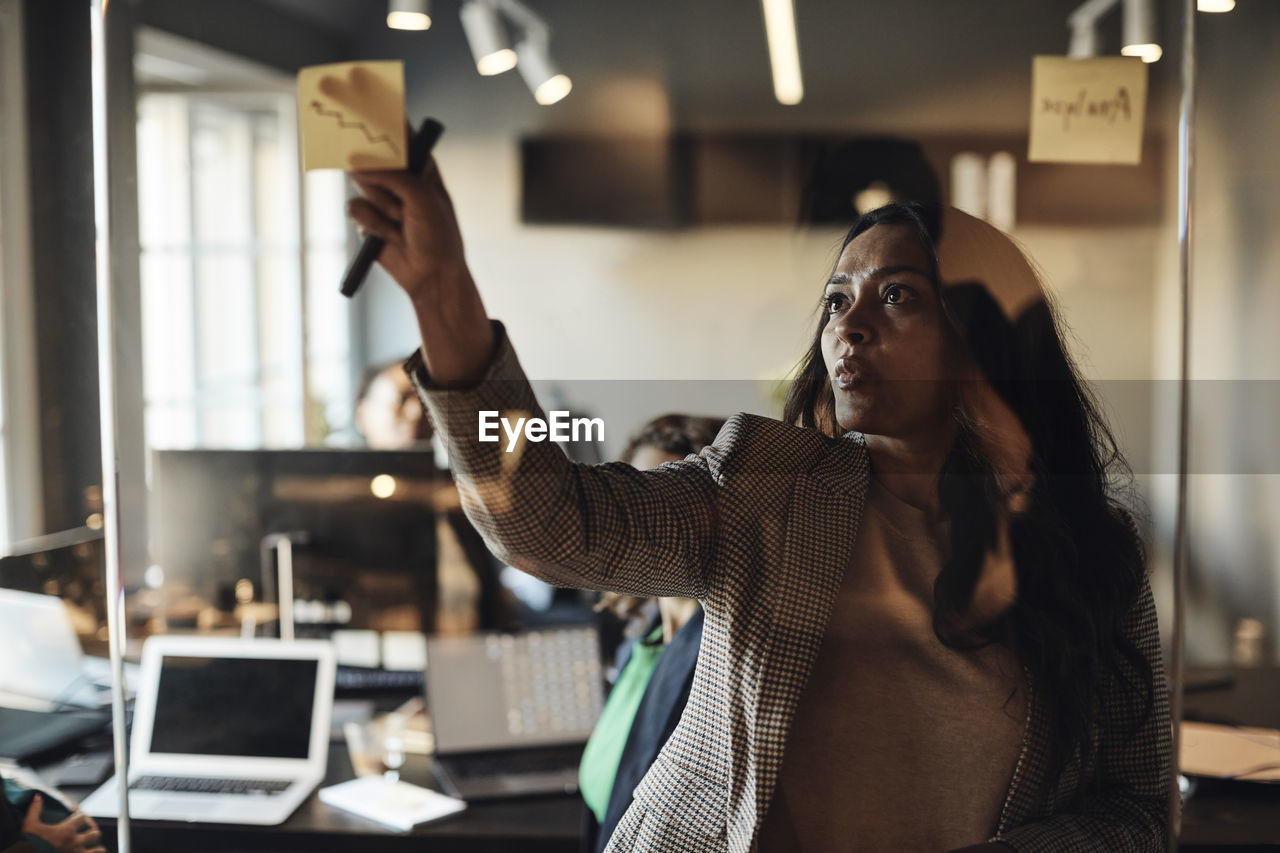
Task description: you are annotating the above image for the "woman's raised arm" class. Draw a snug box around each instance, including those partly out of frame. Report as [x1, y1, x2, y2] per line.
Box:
[348, 158, 726, 601]
[347, 158, 494, 386]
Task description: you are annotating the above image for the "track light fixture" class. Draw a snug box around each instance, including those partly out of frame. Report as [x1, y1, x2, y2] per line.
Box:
[388, 0, 572, 103]
[1066, 0, 1161, 63]
[460, 0, 517, 76]
[386, 0, 431, 31]
[464, 0, 572, 105]
[1120, 0, 1162, 63]
[1068, 19, 1099, 58]
[516, 36, 572, 105]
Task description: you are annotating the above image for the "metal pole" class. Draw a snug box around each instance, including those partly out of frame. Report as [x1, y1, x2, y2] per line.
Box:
[1169, 0, 1196, 847]
[88, 0, 131, 849]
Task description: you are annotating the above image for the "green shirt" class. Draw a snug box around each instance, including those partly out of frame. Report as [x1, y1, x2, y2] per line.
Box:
[578, 626, 666, 822]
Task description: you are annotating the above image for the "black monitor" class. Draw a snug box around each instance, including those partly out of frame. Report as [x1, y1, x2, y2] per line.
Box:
[149, 449, 445, 631]
[0, 526, 106, 644]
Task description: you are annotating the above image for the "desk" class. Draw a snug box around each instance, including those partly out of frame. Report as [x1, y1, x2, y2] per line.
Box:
[58, 667, 1280, 850]
[1179, 666, 1280, 850]
[83, 744, 582, 853]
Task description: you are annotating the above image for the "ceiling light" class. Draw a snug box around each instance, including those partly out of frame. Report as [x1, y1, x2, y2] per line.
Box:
[387, 0, 431, 31]
[460, 0, 517, 75]
[1068, 20, 1099, 57]
[516, 38, 572, 105]
[1198, 0, 1235, 10]
[1121, 0, 1162, 62]
[761, 0, 803, 105]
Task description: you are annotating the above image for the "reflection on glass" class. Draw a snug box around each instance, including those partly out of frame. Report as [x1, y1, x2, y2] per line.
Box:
[16, 0, 1279, 848]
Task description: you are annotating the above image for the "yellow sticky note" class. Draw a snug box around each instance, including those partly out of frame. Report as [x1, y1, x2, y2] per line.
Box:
[1028, 56, 1148, 165]
[298, 61, 407, 171]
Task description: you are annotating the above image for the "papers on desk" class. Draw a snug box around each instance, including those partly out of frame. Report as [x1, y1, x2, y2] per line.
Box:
[1180, 721, 1280, 782]
[319, 776, 466, 830]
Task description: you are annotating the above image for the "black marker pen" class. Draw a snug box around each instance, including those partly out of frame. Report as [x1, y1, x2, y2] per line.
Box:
[340, 117, 445, 298]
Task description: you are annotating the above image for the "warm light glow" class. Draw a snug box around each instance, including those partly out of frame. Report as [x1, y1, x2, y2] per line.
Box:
[144, 565, 165, 589]
[235, 578, 255, 604]
[387, 11, 432, 30]
[1198, 0, 1234, 10]
[761, 0, 803, 105]
[535, 74, 573, 105]
[477, 48, 517, 76]
[854, 182, 894, 215]
[1121, 42, 1163, 63]
[86, 512, 104, 530]
[371, 474, 398, 499]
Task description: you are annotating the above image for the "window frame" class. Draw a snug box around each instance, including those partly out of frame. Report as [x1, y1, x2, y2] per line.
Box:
[0, 0, 43, 546]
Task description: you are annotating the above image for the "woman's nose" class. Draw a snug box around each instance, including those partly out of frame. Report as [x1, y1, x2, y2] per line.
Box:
[834, 300, 873, 345]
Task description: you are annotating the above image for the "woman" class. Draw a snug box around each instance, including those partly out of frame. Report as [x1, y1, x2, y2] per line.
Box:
[347, 162, 1169, 851]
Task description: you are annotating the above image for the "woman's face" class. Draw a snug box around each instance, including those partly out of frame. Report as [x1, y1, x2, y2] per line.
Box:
[820, 223, 956, 439]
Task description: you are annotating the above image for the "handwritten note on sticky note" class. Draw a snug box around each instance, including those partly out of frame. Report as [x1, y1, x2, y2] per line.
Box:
[1028, 56, 1148, 165]
[298, 61, 407, 171]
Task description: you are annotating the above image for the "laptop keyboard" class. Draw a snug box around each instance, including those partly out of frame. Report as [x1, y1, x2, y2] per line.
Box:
[130, 776, 292, 796]
[445, 748, 581, 779]
[335, 665, 423, 692]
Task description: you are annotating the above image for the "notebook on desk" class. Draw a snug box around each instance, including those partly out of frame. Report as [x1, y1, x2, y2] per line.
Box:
[80, 635, 335, 825]
[426, 626, 605, 801]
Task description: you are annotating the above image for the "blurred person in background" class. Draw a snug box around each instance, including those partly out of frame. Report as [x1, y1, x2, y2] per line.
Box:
[580, 414, 724, 853]
[354, 360, 433, 450]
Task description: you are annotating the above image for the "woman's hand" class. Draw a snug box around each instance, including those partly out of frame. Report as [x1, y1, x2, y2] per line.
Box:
[347, 158, 495, 385]
[20, 795, 106, 853]
[347, 159, 466, 303]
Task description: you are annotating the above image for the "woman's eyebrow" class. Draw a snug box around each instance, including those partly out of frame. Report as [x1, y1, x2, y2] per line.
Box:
[826, 265, 931, 288]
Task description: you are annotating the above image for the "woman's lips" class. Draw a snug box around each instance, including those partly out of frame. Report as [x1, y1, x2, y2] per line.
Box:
[833, 356, 875, 390]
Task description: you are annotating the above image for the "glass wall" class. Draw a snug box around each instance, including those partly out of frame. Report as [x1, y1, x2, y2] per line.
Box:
[5, 0, 1279, 849]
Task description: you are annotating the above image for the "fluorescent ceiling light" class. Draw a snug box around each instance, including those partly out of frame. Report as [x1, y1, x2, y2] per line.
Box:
[460, 0, 517, 75]
[1198, 0, 1235, 10]
[761, 0, 803, 105]
[516, 39, 572, 105]
[387, 0, 431, 31]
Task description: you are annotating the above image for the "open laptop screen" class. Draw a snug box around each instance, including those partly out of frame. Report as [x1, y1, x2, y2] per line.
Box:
[427, 626, 604, 754]
[149, 656, 318, 759]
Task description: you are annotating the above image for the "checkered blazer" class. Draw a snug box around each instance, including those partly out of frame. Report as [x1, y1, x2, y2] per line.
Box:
[408, 325, 1171, 853]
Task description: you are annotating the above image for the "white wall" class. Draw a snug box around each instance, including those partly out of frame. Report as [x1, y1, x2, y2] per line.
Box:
[363, 126, 1173, 462]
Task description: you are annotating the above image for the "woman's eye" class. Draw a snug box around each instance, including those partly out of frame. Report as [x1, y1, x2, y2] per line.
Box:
[824, 294, 846, 314]
[884, 284, 912, 305]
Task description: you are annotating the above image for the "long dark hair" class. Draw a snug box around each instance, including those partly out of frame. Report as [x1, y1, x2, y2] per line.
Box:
[783, 202, 1154, 796]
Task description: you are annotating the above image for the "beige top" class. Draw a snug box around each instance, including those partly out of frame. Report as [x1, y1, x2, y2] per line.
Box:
[756, 479, 1026, 852]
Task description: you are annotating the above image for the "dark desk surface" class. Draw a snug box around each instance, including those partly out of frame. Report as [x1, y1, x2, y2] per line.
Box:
[86, 744, 582, 853]
[1179, 666, 1280, 850]
[60, 666, 1280, 851]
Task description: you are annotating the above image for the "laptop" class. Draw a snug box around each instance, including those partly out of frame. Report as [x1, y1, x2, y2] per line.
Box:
[81, 635, 335, 825]
[426, 625, 605, 800]
[0, 588, 106, 711]
[0, 706, 109, 763]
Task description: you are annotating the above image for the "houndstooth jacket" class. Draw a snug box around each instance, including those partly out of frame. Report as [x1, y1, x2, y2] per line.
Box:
[408, 324, 1171, 853]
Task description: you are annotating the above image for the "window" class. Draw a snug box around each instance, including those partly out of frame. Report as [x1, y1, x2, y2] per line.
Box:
[138, 91, 353, 450]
